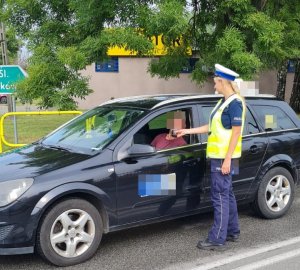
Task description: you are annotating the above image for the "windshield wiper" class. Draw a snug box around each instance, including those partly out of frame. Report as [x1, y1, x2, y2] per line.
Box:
[43, 144, 73, 153]
[91, 147, 102, 151]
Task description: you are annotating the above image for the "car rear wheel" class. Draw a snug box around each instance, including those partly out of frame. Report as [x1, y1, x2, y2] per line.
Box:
[36, 198, 103, 266]
[253, 167, 295, 219]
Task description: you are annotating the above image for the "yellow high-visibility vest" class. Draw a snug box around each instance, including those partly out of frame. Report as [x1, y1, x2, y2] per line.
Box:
[207, 94, 245, 159]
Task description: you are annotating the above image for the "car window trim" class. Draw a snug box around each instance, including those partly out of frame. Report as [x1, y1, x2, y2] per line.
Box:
[262, 127, 300, 134]
[156, 142, 202, 153]
[200, 132, 267, 143]
[198, 127, 299, 145]
[240, 127, 300, 138]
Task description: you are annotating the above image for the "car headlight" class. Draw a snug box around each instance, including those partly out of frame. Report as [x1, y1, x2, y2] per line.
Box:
[0, 178, 34, 207]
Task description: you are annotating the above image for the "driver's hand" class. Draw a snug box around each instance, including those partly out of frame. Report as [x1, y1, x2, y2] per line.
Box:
[175, 129, 187, 137]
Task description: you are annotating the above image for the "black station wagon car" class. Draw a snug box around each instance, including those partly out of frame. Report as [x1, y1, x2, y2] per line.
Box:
[0, 94, 299, 266]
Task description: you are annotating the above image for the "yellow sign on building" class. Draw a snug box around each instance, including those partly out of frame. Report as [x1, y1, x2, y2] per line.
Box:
[107, 35, 191, 56]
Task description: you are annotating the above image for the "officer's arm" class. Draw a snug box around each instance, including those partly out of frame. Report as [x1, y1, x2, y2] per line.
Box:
[176, 124, 209, 137]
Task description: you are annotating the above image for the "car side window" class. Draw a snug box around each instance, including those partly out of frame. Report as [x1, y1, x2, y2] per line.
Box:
[148, 113, 167, 130]
[243, 108, 260, 135]
[252, 105, 297, 131]
[133, 108, 197, 150]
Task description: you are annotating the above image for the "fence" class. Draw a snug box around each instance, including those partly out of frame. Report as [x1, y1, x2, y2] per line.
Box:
[0, 111, 82, 153]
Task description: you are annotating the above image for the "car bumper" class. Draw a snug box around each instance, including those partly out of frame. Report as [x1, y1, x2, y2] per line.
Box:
[0, 201, 37, 254]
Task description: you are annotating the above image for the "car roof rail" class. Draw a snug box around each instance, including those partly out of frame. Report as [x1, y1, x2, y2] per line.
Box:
[98, 93, 277, 109]
[152, 94, 277, 109]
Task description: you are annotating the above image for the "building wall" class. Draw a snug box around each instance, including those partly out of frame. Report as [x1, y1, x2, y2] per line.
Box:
[77, 58, 295, 109]
[258, 70, 295, 101]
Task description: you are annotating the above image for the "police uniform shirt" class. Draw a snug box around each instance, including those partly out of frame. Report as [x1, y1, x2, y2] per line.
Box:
[210, 98, 243, 129]
[210, 97, 242, 174]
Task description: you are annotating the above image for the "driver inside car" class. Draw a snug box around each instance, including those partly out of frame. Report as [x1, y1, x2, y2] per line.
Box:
[151, 111, 187, 150]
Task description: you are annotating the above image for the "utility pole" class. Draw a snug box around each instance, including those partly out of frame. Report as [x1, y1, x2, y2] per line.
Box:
[0, 0, 7, 64]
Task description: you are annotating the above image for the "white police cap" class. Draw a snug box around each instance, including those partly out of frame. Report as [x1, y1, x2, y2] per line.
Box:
[215, 64, 239, 81]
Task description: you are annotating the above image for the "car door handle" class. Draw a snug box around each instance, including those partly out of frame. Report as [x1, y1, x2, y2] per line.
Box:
[185, 184, 201, 191]
[183, 158, 198, 166]
[249, 145, 260, 154]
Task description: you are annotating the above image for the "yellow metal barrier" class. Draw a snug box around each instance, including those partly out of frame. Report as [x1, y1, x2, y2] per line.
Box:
[0, 111, 82, 153]
[0, 122, 2, 153]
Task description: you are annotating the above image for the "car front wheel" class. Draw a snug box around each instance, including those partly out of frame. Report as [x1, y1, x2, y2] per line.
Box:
[253, 167, 295, 219]
[36, 198, 103, 266]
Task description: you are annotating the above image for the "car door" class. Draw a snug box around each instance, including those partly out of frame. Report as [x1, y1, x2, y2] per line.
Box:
[251, 102, 300, 179]
[197, 101, 268, 202]
[113, 105, 206, 225]
[236, 105, 268, 199]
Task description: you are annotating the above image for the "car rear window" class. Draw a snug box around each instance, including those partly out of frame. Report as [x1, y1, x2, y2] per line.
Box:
[244, 109, 260, 135]
[252, 105, 297, 131]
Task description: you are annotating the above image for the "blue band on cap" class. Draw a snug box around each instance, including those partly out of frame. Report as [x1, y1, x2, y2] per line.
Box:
[215, 71, 236, 81]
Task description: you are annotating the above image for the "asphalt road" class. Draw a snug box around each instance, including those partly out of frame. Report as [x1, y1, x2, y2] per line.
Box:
[0, 188, 300, 270]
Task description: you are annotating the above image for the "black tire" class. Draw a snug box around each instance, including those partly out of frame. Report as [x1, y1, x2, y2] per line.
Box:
[0, 96, 7, 104]
[36, 198, 103, 266]
[253, 167, 295, 219]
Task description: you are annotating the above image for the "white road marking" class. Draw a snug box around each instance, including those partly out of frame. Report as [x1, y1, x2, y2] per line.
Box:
[233, 248, 300, 270]
[191, 236, 300, 270]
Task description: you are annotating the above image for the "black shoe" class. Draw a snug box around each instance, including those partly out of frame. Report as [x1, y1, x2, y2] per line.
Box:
[197, 239, 226, 251]
[226, 234, 240, 242]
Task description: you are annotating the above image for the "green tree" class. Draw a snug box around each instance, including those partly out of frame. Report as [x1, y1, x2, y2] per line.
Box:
[137, 0, 300, 111]
[1, 0, 154, 109]
[2, 0, 299, 110]
[263, 1, 300, 104]
[144, 0, 289, 83]
[283, 2, 300, 112]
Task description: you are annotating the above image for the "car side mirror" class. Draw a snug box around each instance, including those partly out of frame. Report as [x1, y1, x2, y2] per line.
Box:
[127, 144, 156, 156]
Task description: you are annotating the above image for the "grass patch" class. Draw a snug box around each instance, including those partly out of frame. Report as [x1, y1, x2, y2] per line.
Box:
[1, 114, 79, 152]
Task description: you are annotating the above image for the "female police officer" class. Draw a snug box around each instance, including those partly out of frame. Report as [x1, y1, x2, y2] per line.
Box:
[176, 64, 245, 250]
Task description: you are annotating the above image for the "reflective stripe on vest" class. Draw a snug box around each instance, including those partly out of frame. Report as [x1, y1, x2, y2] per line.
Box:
[207, 94, 245, 159]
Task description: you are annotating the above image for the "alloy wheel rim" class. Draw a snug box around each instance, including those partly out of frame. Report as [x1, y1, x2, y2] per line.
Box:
[50, 209, 95, 258]
[265, 175, 291, 212]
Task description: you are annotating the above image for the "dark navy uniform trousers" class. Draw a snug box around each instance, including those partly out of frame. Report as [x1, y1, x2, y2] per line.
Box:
[208, 159, 240, 244]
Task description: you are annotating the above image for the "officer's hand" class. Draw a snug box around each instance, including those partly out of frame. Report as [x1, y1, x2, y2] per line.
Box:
[175, 129, 187, 137]
[221, 158, 231, 175]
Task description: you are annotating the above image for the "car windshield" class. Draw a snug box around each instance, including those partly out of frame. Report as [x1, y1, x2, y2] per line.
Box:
[41, 106, 145, 155]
